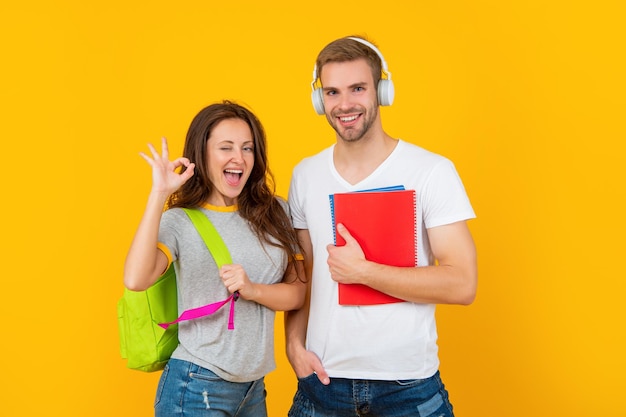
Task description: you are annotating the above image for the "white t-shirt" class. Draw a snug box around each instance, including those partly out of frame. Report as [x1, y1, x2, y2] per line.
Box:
[288, 140, 475, 380]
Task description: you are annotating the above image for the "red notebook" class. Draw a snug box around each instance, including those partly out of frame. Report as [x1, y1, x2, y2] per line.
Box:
[329, 188, 417, 305]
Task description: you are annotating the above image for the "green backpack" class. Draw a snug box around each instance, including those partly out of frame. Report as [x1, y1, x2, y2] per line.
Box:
[117, 208, 235, 372]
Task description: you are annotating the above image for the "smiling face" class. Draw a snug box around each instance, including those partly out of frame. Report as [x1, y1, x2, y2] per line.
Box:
[205, 118, 254, 206]
[320, 58, 380, 143]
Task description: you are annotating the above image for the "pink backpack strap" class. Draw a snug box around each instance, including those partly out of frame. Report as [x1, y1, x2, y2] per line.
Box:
[158, 293, 237, 330]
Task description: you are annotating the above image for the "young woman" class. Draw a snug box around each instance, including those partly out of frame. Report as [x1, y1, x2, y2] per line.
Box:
[124, 101, 305, 417]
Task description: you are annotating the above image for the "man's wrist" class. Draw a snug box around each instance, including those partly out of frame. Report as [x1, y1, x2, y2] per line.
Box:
[286, 339, 306, 359]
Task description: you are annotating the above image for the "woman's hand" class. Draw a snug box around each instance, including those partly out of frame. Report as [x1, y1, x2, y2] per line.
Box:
[219, 264, 257, 300]
[140, 137, 195, 196]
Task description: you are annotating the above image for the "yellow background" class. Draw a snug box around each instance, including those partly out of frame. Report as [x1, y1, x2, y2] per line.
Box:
[1, 0, 624, 415]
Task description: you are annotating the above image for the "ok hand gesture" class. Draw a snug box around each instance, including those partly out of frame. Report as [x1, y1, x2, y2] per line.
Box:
[140, 137, 195, 196]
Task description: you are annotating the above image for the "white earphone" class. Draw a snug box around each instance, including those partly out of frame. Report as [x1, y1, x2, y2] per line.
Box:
[310, 37, 395, 115]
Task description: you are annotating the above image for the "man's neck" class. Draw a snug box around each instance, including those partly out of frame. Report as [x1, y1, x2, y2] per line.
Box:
[333, 132, 398, 186]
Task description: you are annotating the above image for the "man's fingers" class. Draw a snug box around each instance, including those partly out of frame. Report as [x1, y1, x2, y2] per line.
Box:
[336, 223, 355, 243]
[313, 365, 330, 385]
[309, 353, 330, 385]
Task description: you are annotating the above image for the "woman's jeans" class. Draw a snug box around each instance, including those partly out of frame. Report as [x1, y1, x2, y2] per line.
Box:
[154, 359, 267, 417]
[288, 370, 454, 417]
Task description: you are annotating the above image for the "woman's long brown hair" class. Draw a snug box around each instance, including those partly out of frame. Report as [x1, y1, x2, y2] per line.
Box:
[167, 101, 303, 281]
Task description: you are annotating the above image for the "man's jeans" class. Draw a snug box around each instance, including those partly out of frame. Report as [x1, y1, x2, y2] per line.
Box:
[288, 371, 454, 417]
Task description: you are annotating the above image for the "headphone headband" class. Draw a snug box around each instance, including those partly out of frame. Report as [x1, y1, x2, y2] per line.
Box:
[347, 37, 391, 76]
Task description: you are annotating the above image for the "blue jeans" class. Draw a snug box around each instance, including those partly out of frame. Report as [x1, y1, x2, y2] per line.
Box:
[288, 371, 454, 417]
[154, 359, 267, 417]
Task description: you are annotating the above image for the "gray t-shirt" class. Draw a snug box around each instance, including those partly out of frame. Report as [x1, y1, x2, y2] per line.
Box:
[158, 203, 288, 382]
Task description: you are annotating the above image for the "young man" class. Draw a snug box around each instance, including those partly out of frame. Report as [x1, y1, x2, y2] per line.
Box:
[286, 36, 477, 417]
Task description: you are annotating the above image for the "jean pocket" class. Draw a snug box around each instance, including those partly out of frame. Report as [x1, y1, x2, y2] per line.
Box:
[297, 373, 319, 382]
[395, 377, 429, 387]
[297, 372, 329, 404]
[154, 363, 170, 407]
[189, 371, 222, 382]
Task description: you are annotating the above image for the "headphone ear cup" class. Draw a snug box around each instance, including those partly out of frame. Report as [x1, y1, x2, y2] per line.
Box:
[311, 87, 325, 115]
[377, 79, 395, 106]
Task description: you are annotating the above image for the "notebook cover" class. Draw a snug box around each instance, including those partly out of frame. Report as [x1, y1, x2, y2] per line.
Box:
[329, 189, 417, 305]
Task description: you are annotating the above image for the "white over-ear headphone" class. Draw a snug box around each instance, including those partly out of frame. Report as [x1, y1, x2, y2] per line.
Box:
[310, 37, 395, 115]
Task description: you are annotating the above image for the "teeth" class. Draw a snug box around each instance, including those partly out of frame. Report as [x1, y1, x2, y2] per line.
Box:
[340, 115, 358, 122]
[225, 169, 243, 174]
